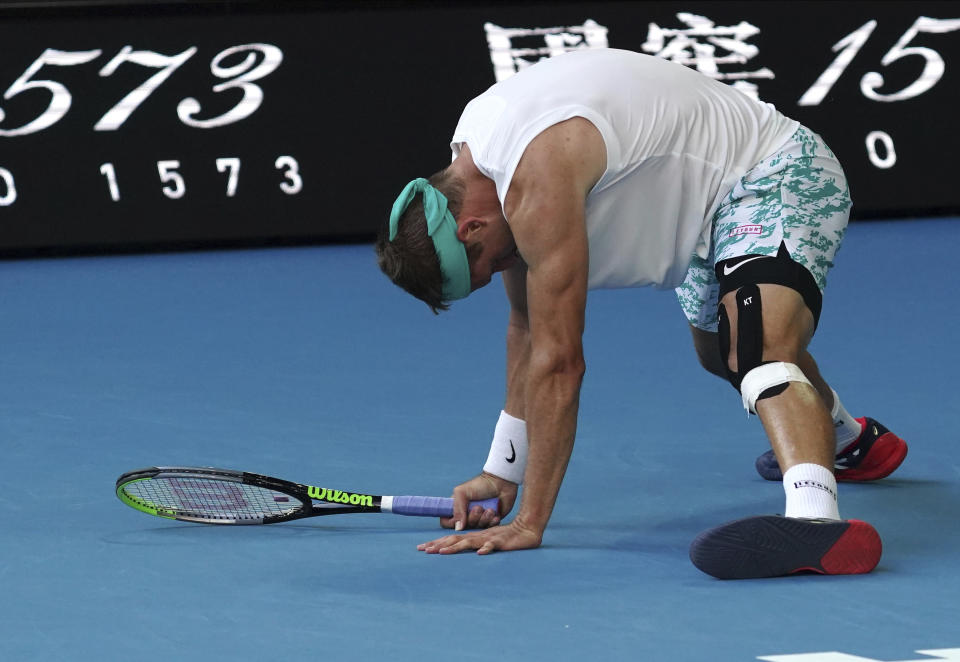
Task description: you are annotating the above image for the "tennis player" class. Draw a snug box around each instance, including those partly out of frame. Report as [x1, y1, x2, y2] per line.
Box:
[375, 49, 907, 579]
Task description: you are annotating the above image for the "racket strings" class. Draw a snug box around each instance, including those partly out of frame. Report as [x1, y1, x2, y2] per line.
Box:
[123, 477, 301, 521]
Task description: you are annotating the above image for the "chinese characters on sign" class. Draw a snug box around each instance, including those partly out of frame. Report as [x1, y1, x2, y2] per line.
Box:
[641, 12, 774, 100]
[484, 20, 609, 82]
[482, 12, 960, 172]
[484, 14, 771, 99]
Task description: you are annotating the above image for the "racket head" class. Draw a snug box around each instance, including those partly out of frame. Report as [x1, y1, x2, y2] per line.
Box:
[116, 466, 310, 525]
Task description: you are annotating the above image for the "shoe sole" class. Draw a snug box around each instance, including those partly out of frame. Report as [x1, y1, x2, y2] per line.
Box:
[689, 515, 882, 579]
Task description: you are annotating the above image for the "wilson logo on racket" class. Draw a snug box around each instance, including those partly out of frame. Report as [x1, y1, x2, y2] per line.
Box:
[306, 485, 374, 507]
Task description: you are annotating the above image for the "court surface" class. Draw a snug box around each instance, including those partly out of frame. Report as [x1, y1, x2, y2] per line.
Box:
[1, 217, 957, 662]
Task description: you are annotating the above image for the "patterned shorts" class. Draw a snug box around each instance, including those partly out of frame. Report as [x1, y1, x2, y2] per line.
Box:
[675, 125, 852, 331]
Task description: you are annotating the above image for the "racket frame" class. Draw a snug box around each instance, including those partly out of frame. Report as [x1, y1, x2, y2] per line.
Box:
[116, 466, 383, 525]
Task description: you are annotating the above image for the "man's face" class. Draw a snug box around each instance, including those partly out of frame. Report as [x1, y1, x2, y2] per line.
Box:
[468, 217, 519, 291]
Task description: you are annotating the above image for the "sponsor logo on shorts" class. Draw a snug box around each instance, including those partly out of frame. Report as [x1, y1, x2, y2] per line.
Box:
[729, 224, 762, 237]
[722, 254, 768, 276]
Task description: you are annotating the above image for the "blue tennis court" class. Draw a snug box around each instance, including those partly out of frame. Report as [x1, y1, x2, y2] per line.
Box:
[1, 217, 957, 661]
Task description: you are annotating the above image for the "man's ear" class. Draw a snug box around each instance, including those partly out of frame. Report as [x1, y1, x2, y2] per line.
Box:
[456, 217, 486, 242]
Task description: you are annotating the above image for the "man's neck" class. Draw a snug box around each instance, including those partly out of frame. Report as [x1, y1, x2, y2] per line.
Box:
[451, 146, 500, 219]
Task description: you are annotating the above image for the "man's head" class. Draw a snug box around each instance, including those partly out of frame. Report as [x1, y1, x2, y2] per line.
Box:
[376, 167, 518, 313]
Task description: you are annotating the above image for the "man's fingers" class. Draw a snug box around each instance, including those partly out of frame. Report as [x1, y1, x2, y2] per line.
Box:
[417, 534, 456, 552]
[478, 507, 500, 528]
[419, 522, 541, 556]
[440, 505, 500, 530]
[438, 496, 468, 530]
[451, 488, 472, 531]
[417, 532, 492, 554]
[418, 535, 470, 554]
[438, 516, 456, 529]
[438, 538, 479, 555]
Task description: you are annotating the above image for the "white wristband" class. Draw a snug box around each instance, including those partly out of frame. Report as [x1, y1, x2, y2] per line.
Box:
[483, 410, 528, 484]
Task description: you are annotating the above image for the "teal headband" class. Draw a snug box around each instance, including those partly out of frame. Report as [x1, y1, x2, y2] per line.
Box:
[388, 178, 471, 301]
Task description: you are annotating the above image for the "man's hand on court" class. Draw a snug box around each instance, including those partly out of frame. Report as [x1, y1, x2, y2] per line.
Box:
[440, 472, 518, 530]
[417, 519, 542, 555]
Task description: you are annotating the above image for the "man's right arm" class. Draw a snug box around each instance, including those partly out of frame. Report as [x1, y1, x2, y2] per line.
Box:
[438, 262, 528, 531]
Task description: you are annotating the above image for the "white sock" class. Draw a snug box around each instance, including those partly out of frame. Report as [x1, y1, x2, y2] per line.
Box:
[783, 463, 840, 520]
[830, 388, 861, 453]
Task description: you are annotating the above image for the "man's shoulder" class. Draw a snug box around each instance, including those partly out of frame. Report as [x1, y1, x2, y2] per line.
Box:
[510, 119, 607, 195]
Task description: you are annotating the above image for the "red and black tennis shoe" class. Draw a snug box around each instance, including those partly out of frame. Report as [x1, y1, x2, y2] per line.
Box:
[755, 417, 908, 482]
[689, 515, 882, 579]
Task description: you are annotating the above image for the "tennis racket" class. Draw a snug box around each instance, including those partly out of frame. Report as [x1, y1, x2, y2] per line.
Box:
[116, 466, 499, 525]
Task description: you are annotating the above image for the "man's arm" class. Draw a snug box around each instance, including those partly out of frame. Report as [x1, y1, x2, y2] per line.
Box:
[503, 263, 529, 418]
[506, 153, 590, 537]
[420, 118, 606, 553]
[437, 263, 528, 531]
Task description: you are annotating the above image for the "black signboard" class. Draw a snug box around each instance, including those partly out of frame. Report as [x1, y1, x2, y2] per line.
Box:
[1, 1, 957, 255]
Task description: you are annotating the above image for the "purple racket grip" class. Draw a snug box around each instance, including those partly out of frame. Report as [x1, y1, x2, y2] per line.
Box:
[390, 496, 500, 517]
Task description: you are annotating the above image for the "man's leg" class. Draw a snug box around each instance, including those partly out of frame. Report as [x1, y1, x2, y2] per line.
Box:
[756, 339, 907, 481]
[692, 324, 831, 404]
[690, 323, 906, 481]
[686, 124, 898, 578]
[794, 350, 832, 405]
[718, 284, 834, 478]
[689, 325, 726, 379]
[688, 283, 882, 579]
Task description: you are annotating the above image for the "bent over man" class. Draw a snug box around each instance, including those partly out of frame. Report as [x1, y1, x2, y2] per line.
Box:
[375, 49, 907, 579]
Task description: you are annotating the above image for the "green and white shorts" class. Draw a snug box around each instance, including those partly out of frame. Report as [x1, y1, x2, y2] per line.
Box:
[676, 125, 852, 331]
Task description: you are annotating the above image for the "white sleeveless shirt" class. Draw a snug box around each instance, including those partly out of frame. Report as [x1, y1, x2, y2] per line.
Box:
[450, 49, 798, 289]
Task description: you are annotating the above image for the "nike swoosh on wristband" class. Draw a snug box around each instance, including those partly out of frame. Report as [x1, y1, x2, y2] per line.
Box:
[505, 440, 516, 463]
[722, 254, 769, 276]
